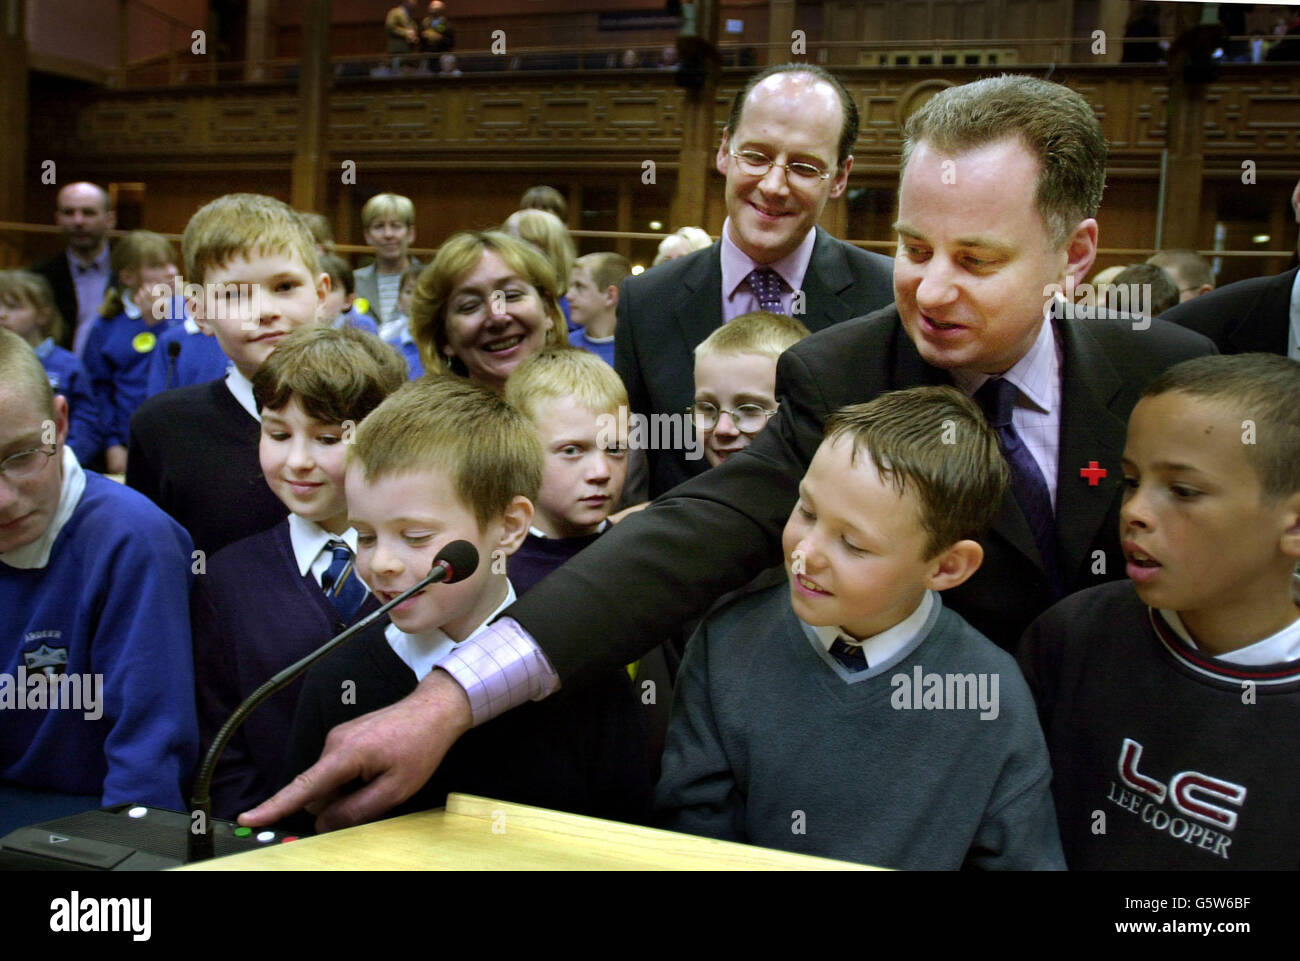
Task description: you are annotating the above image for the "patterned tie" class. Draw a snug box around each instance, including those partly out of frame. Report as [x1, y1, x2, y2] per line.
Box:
[748, 267, 787, 314]
[974, 377, 1065, 599]
[829, 636, 868, 673]
[321, 541, 368, 622]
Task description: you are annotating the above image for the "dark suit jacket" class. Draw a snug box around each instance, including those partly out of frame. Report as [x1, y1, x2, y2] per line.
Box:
[32, 251, 116, 352]
[1159, 266, 1295, 356]
[510, 305, 1215, 684]
[615, 228, 894, 496]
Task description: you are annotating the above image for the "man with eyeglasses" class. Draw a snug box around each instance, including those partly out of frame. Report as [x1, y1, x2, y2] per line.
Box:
[616, 64, 894, 498]
[0, 328, 197, 832]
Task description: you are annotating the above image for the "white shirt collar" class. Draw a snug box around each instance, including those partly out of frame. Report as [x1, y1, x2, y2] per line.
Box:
[123, 296, 141, 320]
[287, 513, 358, 578]
[386, 579, 517, 681]
[225, 366, 260, 421]
[810, 590, 936, 670]
[1156, 579, 1300, 666]
[949, 306, 1058, 412]
[0, 446, 87, 570]
[527, 520, 609, 539]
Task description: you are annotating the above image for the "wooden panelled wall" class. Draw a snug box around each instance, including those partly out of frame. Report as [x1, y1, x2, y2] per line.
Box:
[25, 65, 1300, 277]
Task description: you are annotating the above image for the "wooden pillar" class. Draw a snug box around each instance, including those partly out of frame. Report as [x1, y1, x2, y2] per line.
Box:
[0, 0, 26, 266]
[767, 0, 795, 66]
[1097, 0, 1128, 64]
[616, 180, 632, 260]
[245, 0, 271, 82]
[291, 0, 331, 213]
[670, 0, 722, 231]
[1157, 4, 1206, 251]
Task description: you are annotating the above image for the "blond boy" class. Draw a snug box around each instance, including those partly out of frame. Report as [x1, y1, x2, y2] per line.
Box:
[566, 253, 630, 366]
[126, 193, 328, 555]
[281, 377, 649, 829]
[691, 310, 809, 467]
[505, 347, 629, 593]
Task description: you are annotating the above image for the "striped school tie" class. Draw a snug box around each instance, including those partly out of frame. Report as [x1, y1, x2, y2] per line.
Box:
[321, 541, 367, 622]
[829, 636, 868, 673]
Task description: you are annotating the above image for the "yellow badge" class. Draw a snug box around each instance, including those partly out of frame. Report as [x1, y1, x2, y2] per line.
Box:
[132, 331, 158, 353]
[354, 297, 370, 315]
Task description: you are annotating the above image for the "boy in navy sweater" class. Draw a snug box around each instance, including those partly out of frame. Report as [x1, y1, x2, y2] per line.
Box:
[1020, 354, 1300, 869]
[656, 387, 1064, 869]
[0, 329, 196, 833]
[127, 194, 330, 556]
[503, 347, 628, 594]
[191, 325, 406, 819]
[279, 377, 649, 831]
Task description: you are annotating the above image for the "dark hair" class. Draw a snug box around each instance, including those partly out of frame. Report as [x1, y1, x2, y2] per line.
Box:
[1147, 248, 1214, 292]
[824, 386, 1008, 559]
[252, 325, 407, 426]
[1111, 263, 1178, 316]
[901, 74, 1107, 247]
[725, 63, 859, 167]
[1141, 354, 1300, 500]
[519, 185, 568, 221]
[319, 253, 355, 296]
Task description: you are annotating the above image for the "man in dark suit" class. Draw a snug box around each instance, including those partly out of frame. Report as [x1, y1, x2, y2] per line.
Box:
[616, 64, 893, 496]
[245, 74, 1216, 833]
[1159, 265, 1297, 358]
[31, 182, 116, 356]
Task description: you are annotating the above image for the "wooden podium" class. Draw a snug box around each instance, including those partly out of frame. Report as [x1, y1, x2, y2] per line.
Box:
[179, 794, 877, 870]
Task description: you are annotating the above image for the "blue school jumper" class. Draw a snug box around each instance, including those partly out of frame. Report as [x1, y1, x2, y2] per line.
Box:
[83, 303, 181, 447]
[35, 337, 105, 466]
[145, 317, 230, 397]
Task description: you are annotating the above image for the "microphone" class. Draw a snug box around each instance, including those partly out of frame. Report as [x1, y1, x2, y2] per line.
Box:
[165, 340, 181, 390]
[186, 540, 479, 862]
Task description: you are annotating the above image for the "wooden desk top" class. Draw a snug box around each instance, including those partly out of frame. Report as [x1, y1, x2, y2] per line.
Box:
[179, 794, 877, 871]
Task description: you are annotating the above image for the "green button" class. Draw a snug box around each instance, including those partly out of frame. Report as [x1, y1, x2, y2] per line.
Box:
[234, 826, 252, 837]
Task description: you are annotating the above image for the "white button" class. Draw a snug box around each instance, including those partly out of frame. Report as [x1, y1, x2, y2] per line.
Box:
[127, 806, 148, 819]
[256, 830, 275, 843]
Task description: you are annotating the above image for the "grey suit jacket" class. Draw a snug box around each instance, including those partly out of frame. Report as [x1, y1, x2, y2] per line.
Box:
[353, 257, 422, 326]
[614, 227, 894, 496]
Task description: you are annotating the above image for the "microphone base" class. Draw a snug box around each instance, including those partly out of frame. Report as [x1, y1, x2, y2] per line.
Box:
[0, 803, 300, 870]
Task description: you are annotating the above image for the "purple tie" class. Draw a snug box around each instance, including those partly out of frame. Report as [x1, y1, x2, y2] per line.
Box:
[748, 267, 787, 314]
[975, 377, 1065, 599]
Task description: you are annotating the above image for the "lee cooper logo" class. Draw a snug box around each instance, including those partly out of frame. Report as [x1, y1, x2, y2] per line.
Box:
[1104, 737, 1246, 860]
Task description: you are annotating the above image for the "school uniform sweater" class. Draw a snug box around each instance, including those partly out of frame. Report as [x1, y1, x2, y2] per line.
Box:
[191, 521, 379, 819]
[144, 320, 230, 397]
[1019, 580, 1300, 870]
[83, 307, 180, 447]
[0, 465, 197, 809]
[127, 378, 287, 556]
[283, 614, 651, 834]
[36, 337, 105, 466]
[655, 583, 1064, 870]
[508, 529, 605, 595]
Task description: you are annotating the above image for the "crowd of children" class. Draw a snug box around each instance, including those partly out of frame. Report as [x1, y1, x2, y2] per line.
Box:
[2, 184, 1297, 871]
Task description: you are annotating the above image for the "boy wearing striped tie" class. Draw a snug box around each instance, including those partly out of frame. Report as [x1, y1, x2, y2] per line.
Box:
[190, 325, 406, 820]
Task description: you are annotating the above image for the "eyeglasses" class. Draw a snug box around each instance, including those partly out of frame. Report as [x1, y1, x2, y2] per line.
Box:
[687, 402, 779, 434]
[728, 149, 833, 184]
[0, 446, 56, 481]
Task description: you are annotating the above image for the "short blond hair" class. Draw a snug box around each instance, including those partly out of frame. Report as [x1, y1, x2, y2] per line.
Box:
[694, 310, 810, 365]
[0, 327, 55, 419]
[504, 208, 575, 296]
[183, 193, 319, 285]
[348, 376, 542, 531]
[361, 193, 415, 229]
[575, 252, 630, 294]
[410, 230, 568, 378]
[0, 270, 64, 344]
[505, 346, 628, 424]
